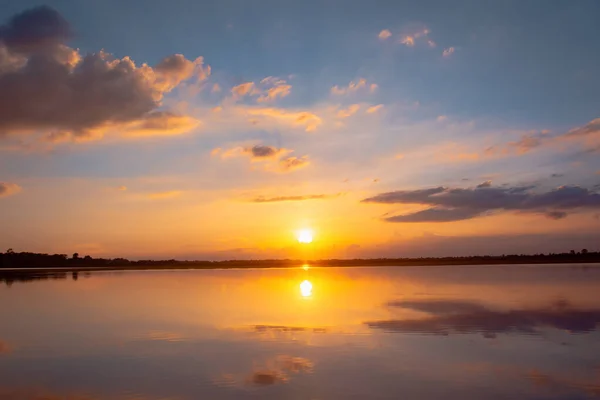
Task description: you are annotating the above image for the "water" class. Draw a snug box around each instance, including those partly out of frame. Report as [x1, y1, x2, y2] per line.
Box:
[0, 264, 599, 399]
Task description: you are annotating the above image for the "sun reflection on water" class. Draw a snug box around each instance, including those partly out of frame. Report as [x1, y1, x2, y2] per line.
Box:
[300, 280, 312, 297]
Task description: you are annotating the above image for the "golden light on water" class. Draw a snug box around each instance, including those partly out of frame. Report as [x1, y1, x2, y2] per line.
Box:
[302, 264, 310, 271]
[300, 280, 313, 297]
[297, 229, 313, 244]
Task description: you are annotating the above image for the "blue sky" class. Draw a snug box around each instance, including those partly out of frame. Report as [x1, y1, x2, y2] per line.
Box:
[0, 1, 599, 258]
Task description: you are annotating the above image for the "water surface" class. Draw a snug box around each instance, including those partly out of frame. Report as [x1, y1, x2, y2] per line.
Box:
[1, 265, 599, 399]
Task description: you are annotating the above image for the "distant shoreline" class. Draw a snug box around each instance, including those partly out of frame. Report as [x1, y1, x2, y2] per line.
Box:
[2, 257, 600, 275]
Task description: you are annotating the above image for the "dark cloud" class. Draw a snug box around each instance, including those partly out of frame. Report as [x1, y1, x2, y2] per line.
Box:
[386, 207, 483, 223]
[249, 145, 280, 158]
[0, 6, 72, 53]
[551, 173, 564, 178]
[363, 184, 600, 222]
[0, 7, 201, 140]
[250, 193, 341, 203]
[545, 211, 567, 220]
[0, 182, 21, 198]
[366, 299, 600, 336]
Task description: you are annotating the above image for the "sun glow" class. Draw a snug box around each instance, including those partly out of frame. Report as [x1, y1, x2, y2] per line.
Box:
[300, 280, 313, 297]
[297, 229, 313, 244]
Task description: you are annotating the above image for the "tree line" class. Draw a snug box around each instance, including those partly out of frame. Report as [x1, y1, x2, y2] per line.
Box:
[1, 248, 599, 269]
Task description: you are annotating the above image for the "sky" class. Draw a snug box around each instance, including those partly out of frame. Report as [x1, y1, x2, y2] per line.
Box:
[0, 0, 599, 260]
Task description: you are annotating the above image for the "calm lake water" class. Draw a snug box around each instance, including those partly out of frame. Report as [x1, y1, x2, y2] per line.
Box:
[1, 264, 599, 399]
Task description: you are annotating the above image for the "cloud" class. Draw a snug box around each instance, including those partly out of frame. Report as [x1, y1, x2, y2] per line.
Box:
[367, 299, 600, 336]
[366, 104, 384, 114]
[486, 118, 600, 157]
[385, 207, 482, 223]
[279, 156, 310, 172]
[0, 7, 203, 142]
[476, 180, 492, 188]
[147, 190, 182, 200]
[398, 27, 431, 47]
[331, 78, 376, 96]
[244, 107, 321, 132]
[249, 193, 342, 203]
[0, 6, 72, 53]
[211, 83, 221, 93]
[337, 104, 360, 118]
[216, 144, 290, 161]
[378, 29, 392, 40]
[257, 77, 291, 102]
[0, 182, 21, 198]
[362, 184, 600, 222]
[116, 185, 127, 191]
[442, 47, 455, 57]
[231, 82, 255, 96]
[400, 36, 415, 46]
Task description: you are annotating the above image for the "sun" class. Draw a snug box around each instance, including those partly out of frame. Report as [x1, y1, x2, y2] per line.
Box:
[297, 229, 313, 244]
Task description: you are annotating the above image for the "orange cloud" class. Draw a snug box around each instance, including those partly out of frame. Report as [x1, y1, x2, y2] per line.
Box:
[245, 107, 321, 132]
[400, 36, 415, 46]
[279, 156, 310, 172]
[257, 78, 292, 102]
[0, 182, 21, 198]
[231, 82, 255, 96]
[331, 78, 375, 96]
[337, 104, 360, 118]
[211, 83, 221, 93]
[399, 27, 433, 47]
[122, 112, 200, 137]
[378, 29, 392, 40]
[367, 104, 384, 114]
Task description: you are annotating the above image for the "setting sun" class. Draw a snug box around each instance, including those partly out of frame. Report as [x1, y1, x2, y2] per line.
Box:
[297, 229, 313, 244]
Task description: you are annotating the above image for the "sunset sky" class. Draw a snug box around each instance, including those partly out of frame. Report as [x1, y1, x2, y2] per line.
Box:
[0, 0, 599, 259]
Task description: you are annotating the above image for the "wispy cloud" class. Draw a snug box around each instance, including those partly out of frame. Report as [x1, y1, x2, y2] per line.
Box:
[331, 78, 376, 96]
[366, 104, 384, 114]
[279, 156, 310, 172]
[337, 104, 360, 118]
[249, 193, 342, 203]
[147, 190, 183, 200]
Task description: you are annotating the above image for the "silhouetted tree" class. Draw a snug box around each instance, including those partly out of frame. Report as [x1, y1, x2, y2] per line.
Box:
[582, 249, 588, 254]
